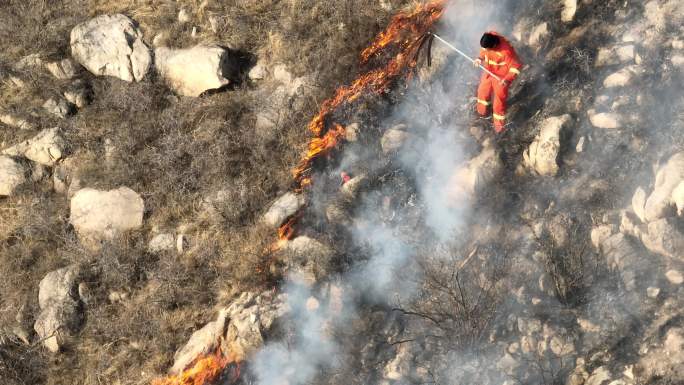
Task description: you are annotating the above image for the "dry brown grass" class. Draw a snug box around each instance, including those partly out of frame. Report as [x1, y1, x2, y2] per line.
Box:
[0, 1, 417, 383]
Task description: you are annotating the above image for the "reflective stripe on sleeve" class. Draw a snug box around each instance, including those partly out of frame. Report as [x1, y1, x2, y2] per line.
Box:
[509, 67, 520, 75]
[488, 60, 506, 66]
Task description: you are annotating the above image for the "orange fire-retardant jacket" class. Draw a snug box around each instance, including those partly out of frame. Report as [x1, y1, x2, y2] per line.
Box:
[478, 31, 522, 82]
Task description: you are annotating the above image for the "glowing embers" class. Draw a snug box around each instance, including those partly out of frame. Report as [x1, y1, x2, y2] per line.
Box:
[151, 349, 240, 385]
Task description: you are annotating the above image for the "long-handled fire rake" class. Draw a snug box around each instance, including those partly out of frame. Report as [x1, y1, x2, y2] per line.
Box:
[428, 33, 503, 82]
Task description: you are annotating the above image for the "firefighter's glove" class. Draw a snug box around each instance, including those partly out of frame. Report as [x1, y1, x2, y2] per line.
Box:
[474, 59, 482, 67]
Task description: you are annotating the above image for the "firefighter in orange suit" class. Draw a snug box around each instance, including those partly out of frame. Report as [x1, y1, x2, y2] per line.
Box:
[474, 32, 522, 133]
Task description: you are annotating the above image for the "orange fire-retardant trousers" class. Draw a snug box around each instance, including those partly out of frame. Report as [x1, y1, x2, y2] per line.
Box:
[476, 73, 509, 133]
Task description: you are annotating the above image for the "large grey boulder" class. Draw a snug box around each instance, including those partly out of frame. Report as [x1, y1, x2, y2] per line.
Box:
[595, 45, 635, 67]
[154, 45, 235, 97]
[642, 153, 684, 222]
[522, 115, 571, 176]
[70, 14, 151, 82]
[171, 292, 286, 373]
[2, 128, 67, 166]
[262, 192, 305, 228]
[0, 156, 27, 196]
[70, 187, 144, 240]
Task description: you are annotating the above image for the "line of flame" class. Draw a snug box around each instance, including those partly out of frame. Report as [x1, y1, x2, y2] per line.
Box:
[279, 1, 447, 242]
[151, 349, 240, 385]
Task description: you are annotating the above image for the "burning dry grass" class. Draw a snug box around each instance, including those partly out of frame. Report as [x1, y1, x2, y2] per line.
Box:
[151, 349, 240, 385]
[279, 0, 446, 240]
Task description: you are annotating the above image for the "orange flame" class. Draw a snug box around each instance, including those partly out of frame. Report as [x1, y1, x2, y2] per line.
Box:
[293, 1, 446, 192]
[276, 0, 447, 247]
[151, 349, 240, 385]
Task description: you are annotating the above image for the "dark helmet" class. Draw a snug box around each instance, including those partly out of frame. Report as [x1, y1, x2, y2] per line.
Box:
[480, 33, 500, 49]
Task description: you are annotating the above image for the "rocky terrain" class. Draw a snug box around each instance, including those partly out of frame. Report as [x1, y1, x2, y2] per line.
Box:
[1, 1, 683, 385]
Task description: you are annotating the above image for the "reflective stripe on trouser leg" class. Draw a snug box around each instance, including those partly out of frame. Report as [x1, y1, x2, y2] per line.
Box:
[477, 99, 490, 106]
[476, 74, 493, 115]
[493, 113, 505, 121]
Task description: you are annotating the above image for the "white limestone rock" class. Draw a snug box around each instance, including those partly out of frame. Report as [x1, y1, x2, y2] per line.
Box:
[522, 114, 572, 176]
[155, 45, 235, 97]
[70, 187, 144, 240]
[2, 127, 67, 166]
[70, 14, 151, 82]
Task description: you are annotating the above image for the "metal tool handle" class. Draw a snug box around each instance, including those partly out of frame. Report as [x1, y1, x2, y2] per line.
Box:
[431, 33, 503, 82]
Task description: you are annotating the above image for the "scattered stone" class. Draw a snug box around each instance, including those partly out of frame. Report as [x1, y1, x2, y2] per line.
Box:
[588, 109, 621, 129]
[381, 125, 410, 154]
[448, 140, 503, 203]
[34, 299, 81, 353]
[620, 210, 646, 239]
[34, 266, 82, 353]
[0, 112, 36, 130]
[0, 156, 27, 196]
[603, 66, 637, 88]
[576, 136, 585, 153]
[640, 218, 684, 259]
[528, 22, 549, 48]
[248, 61, 268, 81]
[45, 58, 80, 80]
[148, 233, 175, 253]
[171, 309, 229, 374]
[602, 234, 641, 290]
[586, 366, 612, 385]
[383, 344, 412, 380]
[646, 287, 660, 298]
[632, 187, 648, 223]
[283, 236, 333, 283]
[2, 127, 67, 166]
[70, 14, 151, 82]
[176, 233, 188, 254]
[42, 97, 74, 118]
[70, 187, 144, 240]
[665, 270, 683, 284]
[596, 45, 635, 67]
[522, 114, 571, 176]
[272, 64, 307, 96]
[177, 8, 191, 24]
[262, 192, 305, 228]
[155, 45, 235, 97]
[63, 81, 92, 109]
[38, 266, 80, 309]
[591, 225, 615, 250]
[644, 153, 684, 222]
[345, 123, 360, 142]
[561, 0, 577, 22]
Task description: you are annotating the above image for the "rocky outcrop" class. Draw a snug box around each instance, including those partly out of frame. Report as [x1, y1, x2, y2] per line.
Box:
[70, 14, 151, 82]
[0, 112, 36, 130]
[148, 233, 176, 253]
[595, 44, 635, 67]
[262, 192, 305, 228]
[171, 291, 286, 374]
[34, 266, 83, 353]
[603, 66, 638, 88]
[154, 45, 235, 97]
[0, 156, 27, 196]
[522, 114, 571, 176]
[640, 218, 684, 260]
[561, 0, 577, 23]
[2, 127, 67, 166]
[283, 236, 334, 285]
[70, 187, 144, 240]
[641, 153, 684, 222]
